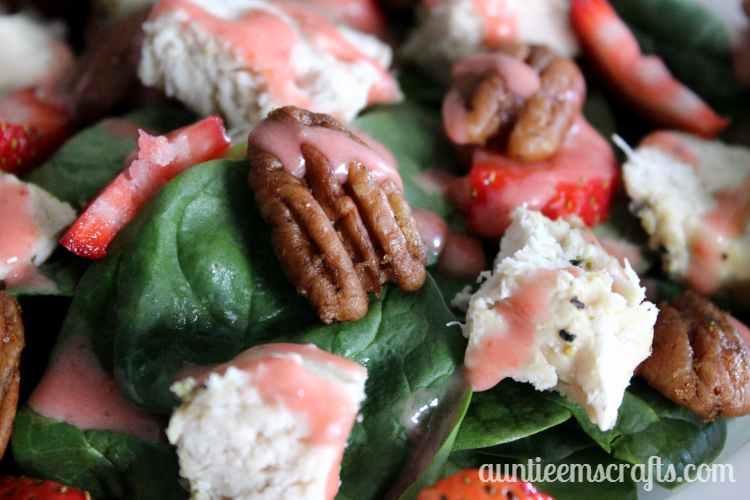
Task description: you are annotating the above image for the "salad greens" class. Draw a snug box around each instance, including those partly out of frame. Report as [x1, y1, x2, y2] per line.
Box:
[11, 407, 184, 500]
[8, 0, 750, 498]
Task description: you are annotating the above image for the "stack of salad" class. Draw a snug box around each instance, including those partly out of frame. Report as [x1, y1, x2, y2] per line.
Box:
[1, 0, 749, 499]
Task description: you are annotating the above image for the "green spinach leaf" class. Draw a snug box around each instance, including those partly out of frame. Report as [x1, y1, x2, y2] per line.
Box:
[541, 380, 726, 489]
[11, 406, 185, 500]
[452, 380, 572, 451]
[64, 157, 468, 499]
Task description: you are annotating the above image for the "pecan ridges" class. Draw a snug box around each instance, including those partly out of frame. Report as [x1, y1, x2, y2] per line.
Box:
[248, 107, 427, 324]
[0, 293, 23, 458]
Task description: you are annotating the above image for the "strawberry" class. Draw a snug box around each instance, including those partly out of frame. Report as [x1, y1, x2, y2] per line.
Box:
[0, 88, 73, 175]
[0, 476, 91, 500]
[417, 470, 555, 500]
[451, 117, 618, 238]
[61, 115, 231, 259]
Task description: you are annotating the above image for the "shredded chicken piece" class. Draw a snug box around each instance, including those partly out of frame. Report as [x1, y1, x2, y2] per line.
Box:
[248, 107, 427, 324]
[0, 293, 24, 457]
[638, 290, 750, 420]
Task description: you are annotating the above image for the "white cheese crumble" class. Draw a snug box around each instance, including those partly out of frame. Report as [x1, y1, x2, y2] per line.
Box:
[462, 208, 657, 430]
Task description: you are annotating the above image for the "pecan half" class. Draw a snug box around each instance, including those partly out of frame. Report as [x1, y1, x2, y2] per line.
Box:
[508, 57, 586, 162]
[248, 107, 427, 324]
[637, 291, 750, 420]
[0, 293, 24, 457]
[444, 43, 585, 161]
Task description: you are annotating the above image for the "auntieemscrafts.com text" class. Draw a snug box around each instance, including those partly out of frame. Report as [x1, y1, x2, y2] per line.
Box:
[479, 457, 735, 491]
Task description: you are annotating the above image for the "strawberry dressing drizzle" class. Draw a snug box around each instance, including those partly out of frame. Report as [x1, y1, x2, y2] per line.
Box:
[180, 343, 366, 500]
[0, 175, 55, 290]
[28, 329, 165, 442]
[250, 115, 404, 190]
[151, 0, 398, 112]
[466, 269, 557, 391]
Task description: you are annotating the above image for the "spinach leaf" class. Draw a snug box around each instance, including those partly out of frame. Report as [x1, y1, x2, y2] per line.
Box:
[532, 447, 639, 500]
[480, 419, 594, 462]
[452, 380, 572, 451]
[67, 158, 468, 499]
[610, 0, 742, 104]
[353, 102, 456, 218]
[72, 159, 312, 412]
[283, 277, 466, 500]
[541, 380, 726, 489]
[11, 406, 185, 500]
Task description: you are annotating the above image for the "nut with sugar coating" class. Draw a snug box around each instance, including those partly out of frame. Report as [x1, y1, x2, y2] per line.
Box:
[443, 43, 585, 162]
[247, 106, 427, 324]
[638, 290, 750, 420]
[0, 292, 24, 458]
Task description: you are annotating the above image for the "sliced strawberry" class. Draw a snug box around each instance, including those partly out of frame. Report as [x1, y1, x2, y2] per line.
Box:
[0, 88, 73, 175]
[61, 115, 231, 259]
[0, 476, 91, 500]
[450, 116, 618, 238]
[417, 470, 555, 500]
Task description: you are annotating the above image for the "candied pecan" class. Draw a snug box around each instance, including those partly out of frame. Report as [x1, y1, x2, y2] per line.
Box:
[457, 71, 522, 146]
[508, 57, 586, 162]
[0, 293, 23, 457]
[444, 44, 585, 160]
[637, 291, 750, 420]
[248, 107, 427, 324]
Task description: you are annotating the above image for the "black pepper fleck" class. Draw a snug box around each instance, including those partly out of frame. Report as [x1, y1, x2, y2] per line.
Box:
[570, 259, 583, 267]
[571, 296, 585, 309]
[559, 329, 577, 342]
[723, 253, 729, 261]
[658, 245, 669, 254]
[630, 201, 648, 214]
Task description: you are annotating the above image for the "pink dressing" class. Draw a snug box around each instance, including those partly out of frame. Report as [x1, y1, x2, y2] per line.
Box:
[443, 52, 540, 145]
[467, 116, 617, 236]
[151, 0, 398, 112]
[472, 0, 517, 47]
[687, 179, 750, 294]
[0, 175, 55, 290]
[272, 0, 389, 37]
[281, 6, 399, 103]
[466, 269, 557, 391]
[181, 343, 366, 500]
[437, 231, 487, 278]
[639, 130, 700, 167]
[413, 209, 447, 256]
[28, 329, 165, 443]
[250, 115, 404, 190]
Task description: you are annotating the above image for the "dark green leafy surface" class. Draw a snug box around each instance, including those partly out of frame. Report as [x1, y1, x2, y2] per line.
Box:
[32, 157, 468, 499]
[453, 380, 572, 451]
[541, 380, 726, 489]
[11, 406, 184, 500]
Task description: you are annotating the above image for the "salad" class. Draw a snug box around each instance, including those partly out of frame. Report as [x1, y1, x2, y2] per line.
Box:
[0, 0, 749, 499]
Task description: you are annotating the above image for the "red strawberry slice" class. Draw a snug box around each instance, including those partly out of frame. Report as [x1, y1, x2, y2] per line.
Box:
[417, 470, 555, 500]
[61, 115, 231, 259]
[0, 476, 91, 500]
[450, 116, 618, 238]
[0, 88, 73, 175]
